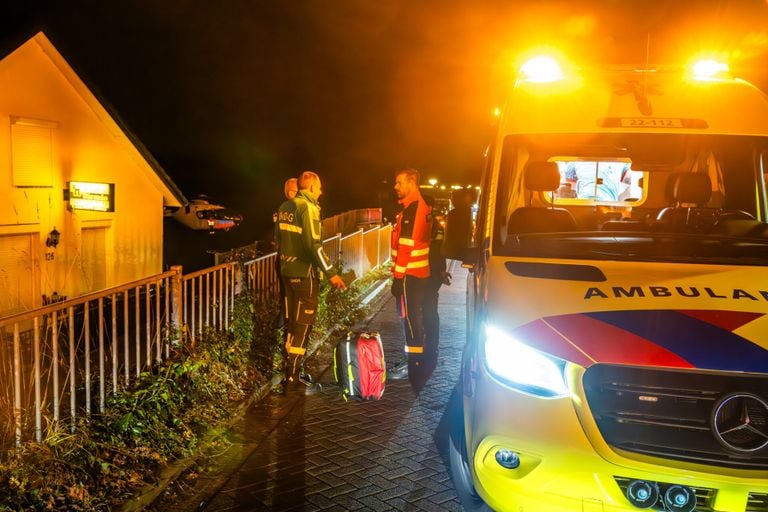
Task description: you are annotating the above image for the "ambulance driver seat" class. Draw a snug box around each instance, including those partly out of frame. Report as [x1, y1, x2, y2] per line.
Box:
[507, 161, 578, 235]
[655, 172, 715, 232]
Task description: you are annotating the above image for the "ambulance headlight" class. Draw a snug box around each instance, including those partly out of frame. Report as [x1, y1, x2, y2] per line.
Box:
[483, 325, 568, 398]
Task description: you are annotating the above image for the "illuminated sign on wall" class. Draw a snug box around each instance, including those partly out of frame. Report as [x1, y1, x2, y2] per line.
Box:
[68, 181, 115, 212]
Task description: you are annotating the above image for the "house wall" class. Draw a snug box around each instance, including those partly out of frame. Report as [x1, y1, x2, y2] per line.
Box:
[0, 37, 167, 316]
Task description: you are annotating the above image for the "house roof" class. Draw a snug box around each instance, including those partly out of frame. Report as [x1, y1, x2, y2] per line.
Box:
[2, 30, 188, 209]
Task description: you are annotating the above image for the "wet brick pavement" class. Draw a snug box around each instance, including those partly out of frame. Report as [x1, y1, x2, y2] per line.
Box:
[158, 263, 467, 512]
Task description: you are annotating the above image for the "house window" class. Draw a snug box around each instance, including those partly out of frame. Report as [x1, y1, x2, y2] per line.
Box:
[11, 117, 59, 188]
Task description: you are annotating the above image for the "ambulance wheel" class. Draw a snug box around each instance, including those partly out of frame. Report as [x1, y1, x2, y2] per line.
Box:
[448, 401, 492, 512]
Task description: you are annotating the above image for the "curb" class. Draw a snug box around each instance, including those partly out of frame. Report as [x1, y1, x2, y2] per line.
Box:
[119, 374, 281, 512]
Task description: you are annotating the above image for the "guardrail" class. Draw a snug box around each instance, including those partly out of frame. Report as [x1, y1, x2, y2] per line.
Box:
[339, 226, 388, 281]
[322, 208, 382, 239]
[0, 271, 178, 446]
[182, 262, 236, 344]
[238, 225, 392, 304]
[0, 224, 391, 448]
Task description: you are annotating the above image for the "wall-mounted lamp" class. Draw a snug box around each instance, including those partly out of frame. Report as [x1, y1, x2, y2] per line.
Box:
[46, 227, 61, 249]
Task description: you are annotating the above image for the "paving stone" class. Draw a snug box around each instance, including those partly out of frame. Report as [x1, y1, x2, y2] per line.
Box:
[321, 482, 358, 498]
[356, 494, 397, 511]
[162, 266, 467, 511]
[352, 483, 387, 499]
[428, 488, 464, 504]
[373, 486, 411, 501]
[305, 492, 339, 509]
[412, 497, 456, 511]
[384, 497, 410, 510]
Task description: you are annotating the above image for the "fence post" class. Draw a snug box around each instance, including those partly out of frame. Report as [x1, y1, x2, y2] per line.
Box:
[234, 261, 243, 295]
[357, 229, 364, 279]
[170, 265, 182, 345]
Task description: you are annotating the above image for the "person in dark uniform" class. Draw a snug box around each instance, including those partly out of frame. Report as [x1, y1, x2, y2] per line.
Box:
[442, 187, 475, 260]
[275, 171, 346, 394]
[274, 178, 299, 331]
[422, 194, 450, 374]
[388, 168, 432, 383]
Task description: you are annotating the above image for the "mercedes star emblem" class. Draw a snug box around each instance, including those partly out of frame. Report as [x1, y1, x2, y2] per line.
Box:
[711, 393, 768, 453]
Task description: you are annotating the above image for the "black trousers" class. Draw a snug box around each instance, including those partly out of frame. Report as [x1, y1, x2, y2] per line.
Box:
[283, 271, 319, 379]
[276, 263, 287, 330]
[423, 276, 442, 360]
[394, 275, 428, 357]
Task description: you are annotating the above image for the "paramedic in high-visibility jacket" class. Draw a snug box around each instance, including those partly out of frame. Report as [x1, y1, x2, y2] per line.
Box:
[276, 171, 346, 394]
[389, 168, 433, 381]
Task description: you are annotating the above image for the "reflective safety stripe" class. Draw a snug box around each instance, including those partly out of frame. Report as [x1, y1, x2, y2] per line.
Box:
[279, 223, 302, 233]
[316, 247, 332, 271]
[398, 238, 415, 246]
[287, 344, 306, 355]
[308, 203, 321, 240]
[391, 249, 398, 257]
[410, 247, 430, 257]
[394, 265, 407, 273]
[406, 260, 429, 269]
[405, 345, 424, 353]
[346, 343, 355, 397]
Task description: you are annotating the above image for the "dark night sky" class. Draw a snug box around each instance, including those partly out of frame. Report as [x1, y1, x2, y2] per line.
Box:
[5, 1, 768, 245]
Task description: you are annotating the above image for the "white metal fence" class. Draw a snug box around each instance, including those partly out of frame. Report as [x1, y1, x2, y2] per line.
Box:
[0, 224, 391, 448]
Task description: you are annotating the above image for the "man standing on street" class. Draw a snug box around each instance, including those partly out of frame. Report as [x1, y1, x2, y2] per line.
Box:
[389, 168, 432, 385]
[276, 171, 346, 394]
[274, 177, 299, 330]
[422, 194, 450, 375]
[283, 177, 298, 200]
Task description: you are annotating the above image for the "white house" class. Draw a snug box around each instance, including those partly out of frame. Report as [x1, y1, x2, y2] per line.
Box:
[0, 31, 186, 318]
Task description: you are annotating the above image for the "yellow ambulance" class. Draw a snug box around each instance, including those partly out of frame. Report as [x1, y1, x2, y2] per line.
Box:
[447, 55, 768, 512]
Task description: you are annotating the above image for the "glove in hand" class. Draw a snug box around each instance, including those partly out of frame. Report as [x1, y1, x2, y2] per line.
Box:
[391, 278, 404, 296]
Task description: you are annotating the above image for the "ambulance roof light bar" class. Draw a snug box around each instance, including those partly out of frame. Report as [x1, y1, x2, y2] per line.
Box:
[517, 54, 730, 83]
[691, 59, 730, 80]
[518, 56, 565, 83]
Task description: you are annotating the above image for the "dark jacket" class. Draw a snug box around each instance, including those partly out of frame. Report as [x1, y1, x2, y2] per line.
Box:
[276, 190, 338, 278]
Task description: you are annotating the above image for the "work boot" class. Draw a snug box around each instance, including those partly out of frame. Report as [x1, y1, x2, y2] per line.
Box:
[299, 367, 313, 384]
[299, 373, 322, 395]
[388, 359, 409, 379]
[283, 375, 318, 395]
[283, 379, 319, 395]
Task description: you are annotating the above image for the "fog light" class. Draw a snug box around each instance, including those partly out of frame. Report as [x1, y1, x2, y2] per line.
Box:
[663, 485, 696, 512]
[625, 480, 659, 508]
[494, 449, 520, 469]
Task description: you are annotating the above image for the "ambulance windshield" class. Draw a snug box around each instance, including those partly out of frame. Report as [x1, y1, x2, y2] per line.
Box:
[494, 133, 768, 265]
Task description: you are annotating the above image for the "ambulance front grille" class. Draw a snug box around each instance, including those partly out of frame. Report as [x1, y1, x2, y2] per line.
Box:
[583, 364, 768, 470]
[748, 493, 768, 512]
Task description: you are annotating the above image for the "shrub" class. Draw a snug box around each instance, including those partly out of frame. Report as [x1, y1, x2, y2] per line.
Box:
[0, 273, 376, 510]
